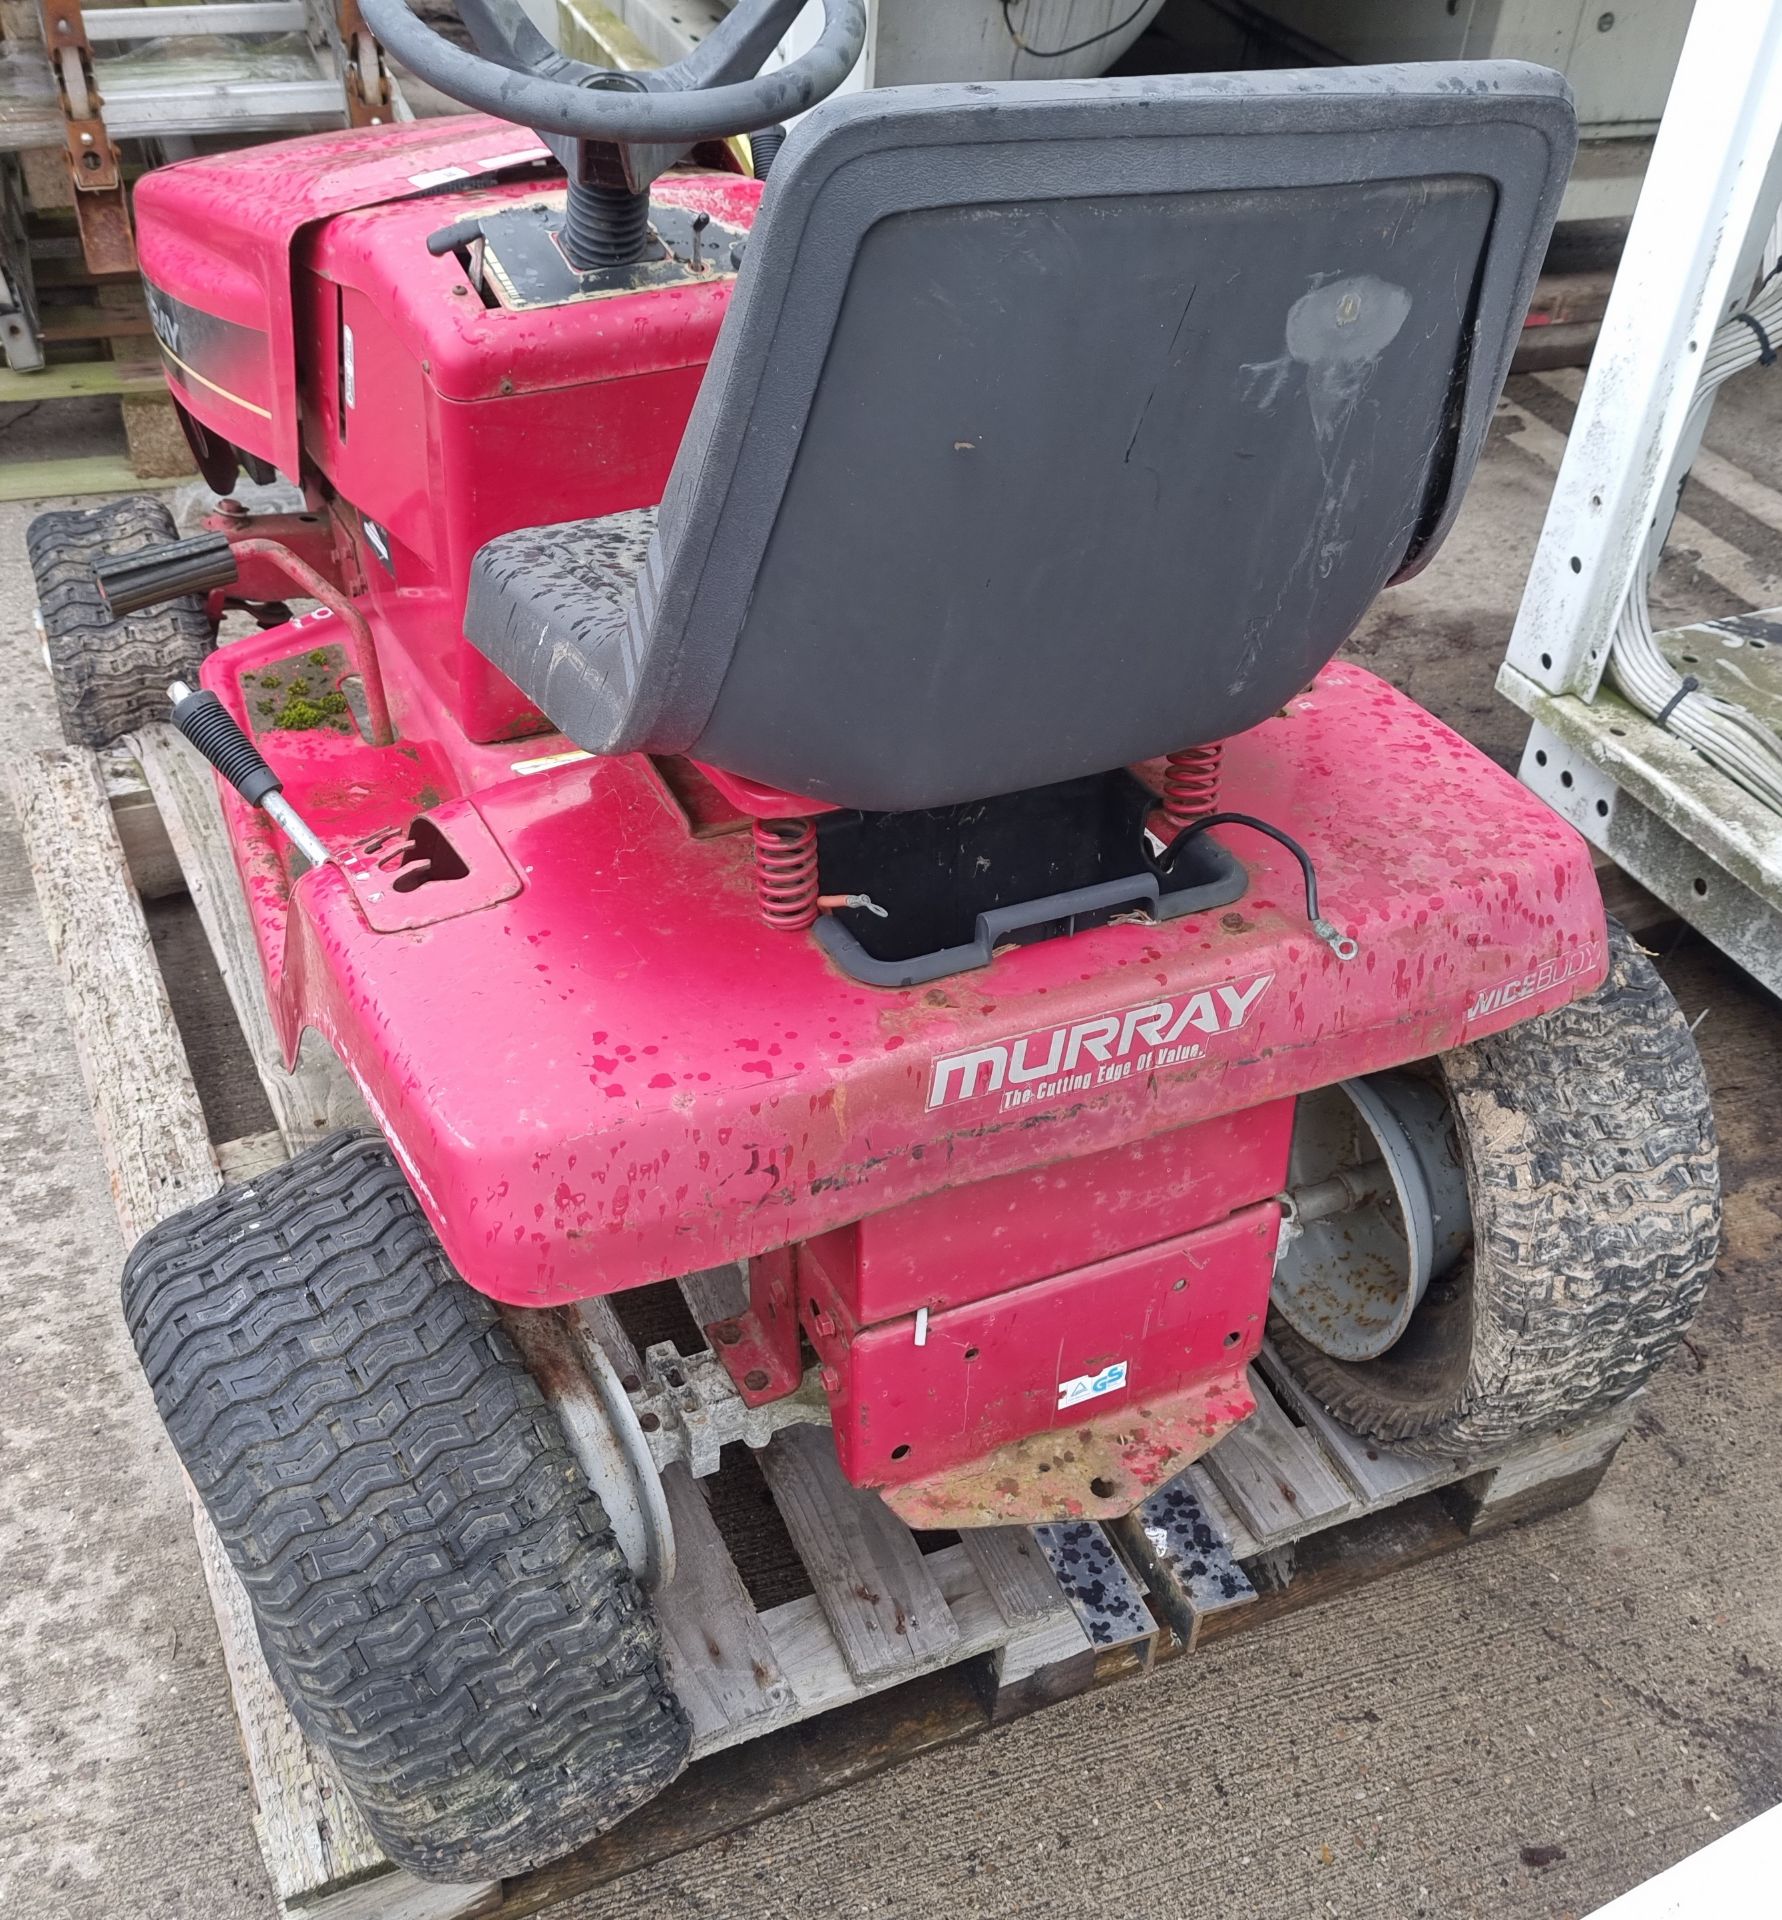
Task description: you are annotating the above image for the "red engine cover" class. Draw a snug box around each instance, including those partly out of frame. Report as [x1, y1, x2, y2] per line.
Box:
[135, 121, 758, 742]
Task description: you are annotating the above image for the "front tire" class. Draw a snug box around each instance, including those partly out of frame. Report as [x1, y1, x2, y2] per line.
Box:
[1271, 921, 1719, 1457]
[122, 1131, 690, 1881]
[28, 495, 212, 747]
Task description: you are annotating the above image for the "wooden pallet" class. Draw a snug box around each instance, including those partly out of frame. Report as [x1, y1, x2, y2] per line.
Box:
[16, 725, 1638, 1920]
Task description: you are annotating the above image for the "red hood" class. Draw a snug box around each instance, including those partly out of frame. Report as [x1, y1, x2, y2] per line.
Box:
[134, 116, 556, 475]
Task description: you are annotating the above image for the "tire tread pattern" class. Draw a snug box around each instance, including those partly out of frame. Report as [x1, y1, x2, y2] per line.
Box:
[121, 1132, 690, 1880]
[28, 495, 212, 747]
[1272, 920, 1720, 1457]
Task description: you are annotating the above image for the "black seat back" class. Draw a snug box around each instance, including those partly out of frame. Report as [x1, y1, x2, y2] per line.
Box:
[477, 68, 1575, 811]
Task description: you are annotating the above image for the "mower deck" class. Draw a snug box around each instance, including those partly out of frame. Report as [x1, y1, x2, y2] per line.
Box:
[200, 621, 1609, 1309]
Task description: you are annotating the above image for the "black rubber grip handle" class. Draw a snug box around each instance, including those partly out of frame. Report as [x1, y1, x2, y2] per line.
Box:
[426, 216, 485, 258]
[171, 687, 281, 807]
[750, 124, 786, 179]
[96, 531, 238, 615]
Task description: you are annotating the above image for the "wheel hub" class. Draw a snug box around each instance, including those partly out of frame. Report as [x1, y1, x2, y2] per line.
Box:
[1271, 1072, 1472, 1362]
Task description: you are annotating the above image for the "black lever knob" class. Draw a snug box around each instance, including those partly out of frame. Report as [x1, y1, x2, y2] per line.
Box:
[168, 682, 280, 805]
[168, 681, 334, 867]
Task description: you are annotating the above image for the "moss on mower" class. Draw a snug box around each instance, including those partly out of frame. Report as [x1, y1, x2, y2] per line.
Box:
[270, 684, 352, 730]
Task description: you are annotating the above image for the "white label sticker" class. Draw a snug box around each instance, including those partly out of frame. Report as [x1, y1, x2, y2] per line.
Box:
[479, 145, 550, 169]
[341, 323, 356, 410]
[1057, 1361, 1128, 1411]
[409, 148, 543, 188]
[509, 747, 594, 776]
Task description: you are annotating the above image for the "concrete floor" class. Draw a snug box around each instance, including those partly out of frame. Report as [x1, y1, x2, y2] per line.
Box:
[2, 371, 1780, 1920]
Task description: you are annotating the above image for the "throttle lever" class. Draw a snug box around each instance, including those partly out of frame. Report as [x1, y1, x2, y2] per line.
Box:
[168, 682, 333, 868]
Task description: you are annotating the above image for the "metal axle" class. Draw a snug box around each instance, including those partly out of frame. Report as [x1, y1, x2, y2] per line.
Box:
[1282, 1158, 1389, 1228]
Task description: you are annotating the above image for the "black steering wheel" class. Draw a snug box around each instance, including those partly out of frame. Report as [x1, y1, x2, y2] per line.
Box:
[358, 0, 866, 148]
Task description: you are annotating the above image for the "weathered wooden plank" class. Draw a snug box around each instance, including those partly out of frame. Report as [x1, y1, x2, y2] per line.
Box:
[96, 745, 184, 900]
[1448, 1398, 1640, 1537]
[35, 301, 154, 341]
[15, 746, 218, 1241]
[1485, 1398, 1638, 1499]
[127, 723, 369, 1149]
[1112, 1478, 1256, 1652]
[0, 357, 164, 399]
[1029, 1521, 1158, 1660]
[215, 1127, 290, 1186]
[1180, 1463, 1260, 1560]
[0, 454, 182, 503]
[749, 1540, 1061, 1733]
[756, 1424, 960, 1686]
[14, 745, 403, 1909]
[571, 1293, 639, 1373]
[990, 1608, 1096, 1691]
[299, 1867, 502, 1920]
[658, 1469, 797, 1745]
[676, 1262, 747, 1328]
[1200, 1368, 1358, 1550]
[956, 1526, 1072, 1629]
[1257, 1341, 1451, 1507]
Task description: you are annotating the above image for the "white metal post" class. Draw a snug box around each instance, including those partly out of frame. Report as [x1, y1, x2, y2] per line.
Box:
[1502, 0, 1782, 702]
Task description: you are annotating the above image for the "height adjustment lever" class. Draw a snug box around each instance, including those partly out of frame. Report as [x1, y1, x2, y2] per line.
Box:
[96, 531, 238, 615]
[167, 681, 333, 868]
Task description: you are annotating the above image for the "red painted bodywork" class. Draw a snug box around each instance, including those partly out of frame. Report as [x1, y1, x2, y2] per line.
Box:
[205, 641, 1606, 1302]
[808, 1200, 1283, 1485]
[136, 123, 757, 743]
[136, 120, 1610, 1514]
[802, 1101, 1295, 1325]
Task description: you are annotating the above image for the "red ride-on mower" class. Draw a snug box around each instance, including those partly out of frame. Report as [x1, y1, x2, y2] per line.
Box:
[41, 0, 1720, 1881]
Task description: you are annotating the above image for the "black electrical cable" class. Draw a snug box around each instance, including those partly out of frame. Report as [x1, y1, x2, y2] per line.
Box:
[1730, 310, 1777, 366]
[1154, 810, 1322, 924]
[1655, 673, 1701, 728]
[998, 0, 1151, 61]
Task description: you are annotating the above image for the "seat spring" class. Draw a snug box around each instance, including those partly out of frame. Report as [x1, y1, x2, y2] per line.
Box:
[753, 817, 820, 930]
[1161, 743, 1224, 835]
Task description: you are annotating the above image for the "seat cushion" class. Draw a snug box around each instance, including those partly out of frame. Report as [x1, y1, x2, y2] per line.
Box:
[465, 509, 656, 752]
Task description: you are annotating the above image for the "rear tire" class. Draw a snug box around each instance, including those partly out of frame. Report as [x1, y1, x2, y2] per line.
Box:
[28, 494, 212, 747]
[122, 1131, 691, 1881]
[1270, 920, 1719, 1457]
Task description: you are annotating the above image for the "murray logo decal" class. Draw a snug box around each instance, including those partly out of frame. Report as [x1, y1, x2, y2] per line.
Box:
[927, 975, 1273, 1113]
